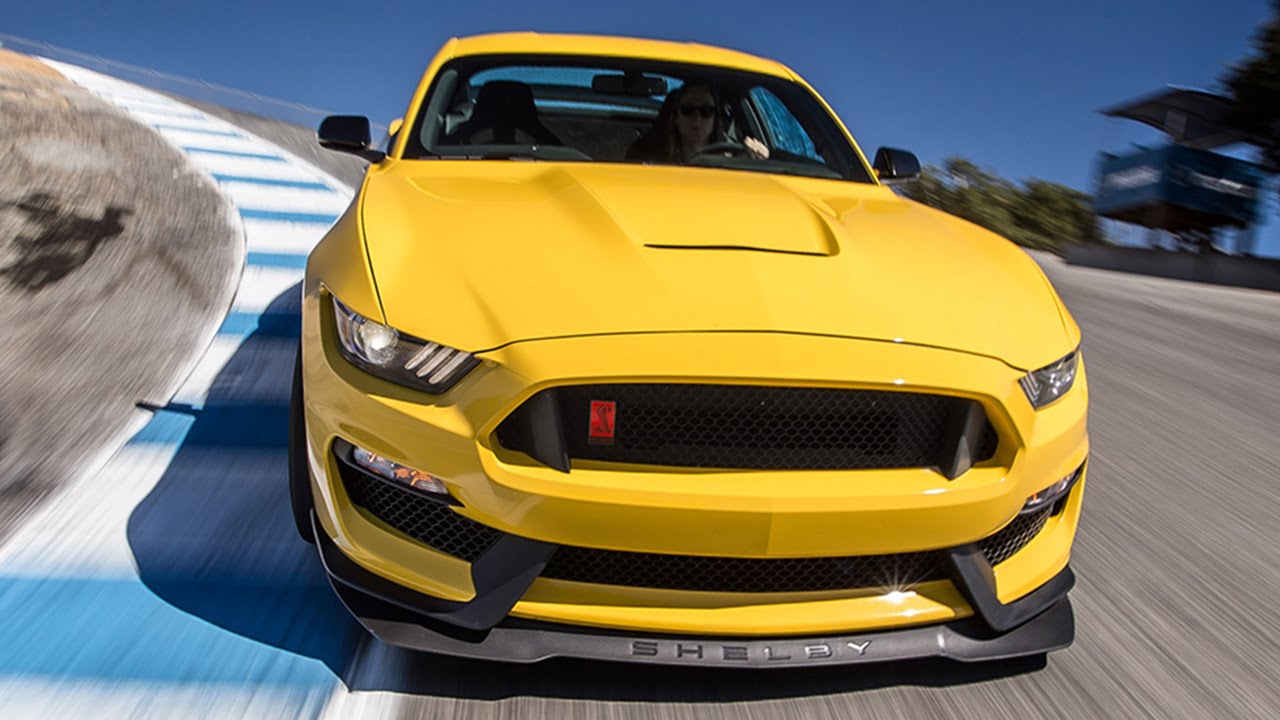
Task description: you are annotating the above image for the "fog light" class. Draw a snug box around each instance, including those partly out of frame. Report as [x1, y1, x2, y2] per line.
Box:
[351, 445, 448, 496]
[1021, 464, 1083, 514]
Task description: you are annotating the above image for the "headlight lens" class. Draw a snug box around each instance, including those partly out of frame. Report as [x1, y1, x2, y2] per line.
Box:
[1019, 351, 1079, 409]
[331, 296, 479, 393]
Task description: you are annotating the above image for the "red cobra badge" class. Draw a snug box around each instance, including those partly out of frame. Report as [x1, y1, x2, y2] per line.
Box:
[589, 400, 616, 444]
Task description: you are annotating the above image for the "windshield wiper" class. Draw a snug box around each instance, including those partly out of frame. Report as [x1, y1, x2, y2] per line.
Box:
[480, 150, 548, 160]
[429, 144, 593, 162]
[685, 155, 843, 180]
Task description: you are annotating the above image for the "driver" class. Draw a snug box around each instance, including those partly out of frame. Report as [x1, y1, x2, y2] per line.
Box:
[627, 82, 768, 163]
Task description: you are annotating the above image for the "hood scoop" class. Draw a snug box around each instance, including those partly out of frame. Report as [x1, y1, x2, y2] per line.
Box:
[644, 242, 832, 257]
[626, 201, 843, 257]
[580, 170, 845, 257]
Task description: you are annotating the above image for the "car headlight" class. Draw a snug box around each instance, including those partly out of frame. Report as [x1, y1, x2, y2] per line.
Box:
[1018, 350, 1079, 409]
[331, 295, 479, 393]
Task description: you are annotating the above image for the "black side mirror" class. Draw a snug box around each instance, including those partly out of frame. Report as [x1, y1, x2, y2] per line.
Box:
[318, 115, 386, 163]
[872, 147, 921, 184]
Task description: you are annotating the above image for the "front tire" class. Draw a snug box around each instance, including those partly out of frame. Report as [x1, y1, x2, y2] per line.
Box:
[289, 343, 316, 544]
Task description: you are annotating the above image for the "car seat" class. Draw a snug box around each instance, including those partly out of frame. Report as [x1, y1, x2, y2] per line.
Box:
[446, 80, 562, 146]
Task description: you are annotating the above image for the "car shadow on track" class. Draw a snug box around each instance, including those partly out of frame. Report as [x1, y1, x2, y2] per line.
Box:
[125, 285, 363, 679]
[124, 284, 1048, 701]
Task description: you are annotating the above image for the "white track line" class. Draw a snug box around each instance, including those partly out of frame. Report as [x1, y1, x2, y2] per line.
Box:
[222, 184, 351, 215]
[243, 219, 339, 254]
[229, 266, 306, 314]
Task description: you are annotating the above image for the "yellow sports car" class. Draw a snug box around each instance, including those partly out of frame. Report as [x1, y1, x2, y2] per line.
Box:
[292, 32, 1087, 667]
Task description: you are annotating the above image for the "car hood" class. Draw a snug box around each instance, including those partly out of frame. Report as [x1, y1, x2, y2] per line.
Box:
[360, 161, 1076, 370]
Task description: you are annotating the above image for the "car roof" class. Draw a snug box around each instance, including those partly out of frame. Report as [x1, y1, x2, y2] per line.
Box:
[448, 32, 798, 80]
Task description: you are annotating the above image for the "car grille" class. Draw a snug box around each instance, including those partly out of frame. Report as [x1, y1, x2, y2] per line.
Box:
[980, 508, 1051, 566]
[542, 544, 950, 593]
[540, 509, 1050, 592]
[338, 455, 1050, 593]
[495, 383, 998, 472]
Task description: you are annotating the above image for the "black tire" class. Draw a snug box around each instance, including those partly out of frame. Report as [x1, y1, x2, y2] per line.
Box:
[289, 342, 316, 544]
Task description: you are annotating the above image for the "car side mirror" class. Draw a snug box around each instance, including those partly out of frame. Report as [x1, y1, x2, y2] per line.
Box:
[318, 115, 386, 162]
[872, 147, 921, 185]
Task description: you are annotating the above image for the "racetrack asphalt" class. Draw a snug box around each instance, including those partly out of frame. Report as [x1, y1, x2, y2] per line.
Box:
[1, 58, 1278, 719]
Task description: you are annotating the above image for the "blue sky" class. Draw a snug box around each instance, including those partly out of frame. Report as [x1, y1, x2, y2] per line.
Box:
[4, 0, 1277, 256]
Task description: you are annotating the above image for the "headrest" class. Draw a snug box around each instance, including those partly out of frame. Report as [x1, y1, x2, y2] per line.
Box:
[475, 81, 537, 116]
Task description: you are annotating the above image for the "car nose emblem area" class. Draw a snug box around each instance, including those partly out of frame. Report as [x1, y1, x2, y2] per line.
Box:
[589, 400, 616, 445]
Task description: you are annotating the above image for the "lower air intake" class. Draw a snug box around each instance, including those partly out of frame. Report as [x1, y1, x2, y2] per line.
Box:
[337, 451, 1049, 594]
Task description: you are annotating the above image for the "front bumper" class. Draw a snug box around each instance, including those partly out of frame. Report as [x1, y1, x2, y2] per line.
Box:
[316, 512, 1075, 666]
[301, 290, 1088, 647]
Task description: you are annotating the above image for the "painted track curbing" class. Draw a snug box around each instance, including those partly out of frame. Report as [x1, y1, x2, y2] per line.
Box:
[0, 60, 362, 719]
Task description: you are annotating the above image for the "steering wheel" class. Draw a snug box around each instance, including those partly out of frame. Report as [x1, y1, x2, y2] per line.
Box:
[687, 141, 749, 160]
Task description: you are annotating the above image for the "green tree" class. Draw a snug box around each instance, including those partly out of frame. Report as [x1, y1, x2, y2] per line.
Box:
[1224, 0, 1280, 174]
[901, 157, 1103, 252]
[1013, 180, 1104, 249]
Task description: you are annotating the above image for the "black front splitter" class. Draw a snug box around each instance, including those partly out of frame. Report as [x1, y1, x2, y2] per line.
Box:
[317, 518, 1074, 668]
[342, 583, 1072, 668]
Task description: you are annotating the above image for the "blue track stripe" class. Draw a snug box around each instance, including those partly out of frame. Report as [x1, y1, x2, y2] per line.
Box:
[212, 174, 330, 191]
[130, 410, 197, 446]
[153, 123, 242, 137]
[130, 109, 206, 120]
[239, 208, 339, 225]
[176, 403, 290, 448]
[247, 252, 309, 270]
[181, 147, 286, 161]
[215, 312, 259, 338]
[216, 311, 301, 340]
[128, 404, 290, 448]
[0, 575, 341, 687]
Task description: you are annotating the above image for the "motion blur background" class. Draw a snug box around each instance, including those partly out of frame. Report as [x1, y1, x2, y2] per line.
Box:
[0, 1, 1278, 718]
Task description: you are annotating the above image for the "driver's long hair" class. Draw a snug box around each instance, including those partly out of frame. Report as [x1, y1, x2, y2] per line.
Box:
[633, 82, 727, 163]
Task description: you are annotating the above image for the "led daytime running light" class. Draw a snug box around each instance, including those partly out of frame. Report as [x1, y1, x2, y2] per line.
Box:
[1021, 464, 1083, 514]
[352, 446, 448, 496]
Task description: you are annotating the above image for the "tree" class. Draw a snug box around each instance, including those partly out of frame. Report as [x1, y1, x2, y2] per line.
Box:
[1224, 0, 1280, 174]
[900, 157, 1103, 252]
[1013, 180, 1104, 249]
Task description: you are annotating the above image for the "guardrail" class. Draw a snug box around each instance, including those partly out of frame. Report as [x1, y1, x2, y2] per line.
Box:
[1065, 244, 1280, 292]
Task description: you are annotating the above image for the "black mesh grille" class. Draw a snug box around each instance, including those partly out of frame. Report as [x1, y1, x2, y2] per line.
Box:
[980, 509, 1051, 566]
[497, 384, 997, 471]
[977, 423, 999, 463]
[543, 546, 949, 593]
[539, 508, 1050, 593]
[338, 458, 501, 562]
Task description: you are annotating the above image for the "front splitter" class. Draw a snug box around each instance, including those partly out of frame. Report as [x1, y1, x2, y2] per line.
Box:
[329, 575, 1074, 668]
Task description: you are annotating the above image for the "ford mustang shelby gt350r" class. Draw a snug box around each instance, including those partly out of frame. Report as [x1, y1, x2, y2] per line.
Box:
[291, 32, 1088, 667]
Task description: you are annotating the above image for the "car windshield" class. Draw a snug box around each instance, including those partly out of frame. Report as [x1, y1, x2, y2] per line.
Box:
[402, 55, 875, 183]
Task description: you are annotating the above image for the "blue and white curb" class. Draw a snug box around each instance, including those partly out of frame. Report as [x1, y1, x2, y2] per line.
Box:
[0, 60, 388, 719]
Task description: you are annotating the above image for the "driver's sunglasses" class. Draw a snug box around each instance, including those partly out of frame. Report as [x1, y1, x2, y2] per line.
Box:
[678, 103, 716, 119]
